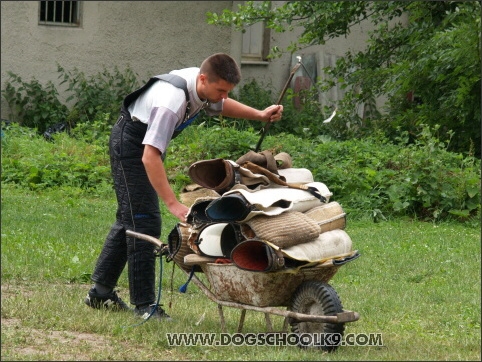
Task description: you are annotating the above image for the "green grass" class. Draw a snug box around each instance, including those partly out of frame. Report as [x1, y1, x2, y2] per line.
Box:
[1, 183, 481, 361]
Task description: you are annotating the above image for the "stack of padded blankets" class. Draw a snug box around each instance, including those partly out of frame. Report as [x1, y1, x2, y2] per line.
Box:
[169, 151, 359, 273]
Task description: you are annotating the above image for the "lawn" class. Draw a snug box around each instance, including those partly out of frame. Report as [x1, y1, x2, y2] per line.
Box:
[1, 183, 480, 361]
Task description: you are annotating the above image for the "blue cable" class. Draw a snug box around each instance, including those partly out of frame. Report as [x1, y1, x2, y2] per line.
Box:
[179, 267, 195, 293]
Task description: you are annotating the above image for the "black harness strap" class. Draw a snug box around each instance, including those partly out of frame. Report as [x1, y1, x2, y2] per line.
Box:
[123, 74, 191, 120]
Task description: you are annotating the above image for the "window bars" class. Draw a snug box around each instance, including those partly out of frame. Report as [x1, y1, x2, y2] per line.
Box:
[39, 1, 80, 26]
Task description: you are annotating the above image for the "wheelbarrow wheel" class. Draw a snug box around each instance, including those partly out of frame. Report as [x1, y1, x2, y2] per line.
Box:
[289, 281, 344, 352]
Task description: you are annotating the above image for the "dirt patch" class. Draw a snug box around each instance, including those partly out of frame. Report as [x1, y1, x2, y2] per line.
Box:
[1, 317, 113, 360]
[1, 283, 124, 360]
[1, 282, 195, 360]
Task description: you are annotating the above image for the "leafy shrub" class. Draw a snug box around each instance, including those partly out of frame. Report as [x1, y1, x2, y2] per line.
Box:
[200, 79, 276, 132]
[278, 87, 335, 138]
[69, 113, 113, 147]
[1, 70, 479, 223]
[58, 64, 139, 126]
[2, 72, 69, 133]
[2, 120, 479, 222]
[222, 79, 360, 143]
[1, 65, 140, 135]
[1, 122, 111, 193]
[293, 125, 480, 221]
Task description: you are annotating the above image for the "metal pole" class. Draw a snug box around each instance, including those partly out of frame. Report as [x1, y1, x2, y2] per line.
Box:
[254, 56, 302, 152]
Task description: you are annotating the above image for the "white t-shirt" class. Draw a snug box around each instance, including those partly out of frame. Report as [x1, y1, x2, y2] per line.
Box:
[128, 67, 223, 155]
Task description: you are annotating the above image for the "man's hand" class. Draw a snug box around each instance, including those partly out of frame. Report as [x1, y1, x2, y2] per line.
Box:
[221, 98, 283, 123]
[262, 104, 284, 123]
[168, 201, 189, 223]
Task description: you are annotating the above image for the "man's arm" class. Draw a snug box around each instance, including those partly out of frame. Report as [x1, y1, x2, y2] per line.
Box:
[142, 144, 189, 222]
[221, 98, 283, 123]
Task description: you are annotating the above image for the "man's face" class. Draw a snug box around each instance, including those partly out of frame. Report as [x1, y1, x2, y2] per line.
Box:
[198, 74, 235, 103]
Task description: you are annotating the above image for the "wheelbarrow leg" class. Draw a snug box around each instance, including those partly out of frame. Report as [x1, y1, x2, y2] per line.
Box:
[282, 316, 289, 332]
[264, 313, 273, 332]
[237, 309, 246, 333]
[217, 305, 227, 333]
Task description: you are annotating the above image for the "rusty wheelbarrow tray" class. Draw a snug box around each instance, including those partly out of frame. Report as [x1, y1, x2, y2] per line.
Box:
[126, 230, 360, 349]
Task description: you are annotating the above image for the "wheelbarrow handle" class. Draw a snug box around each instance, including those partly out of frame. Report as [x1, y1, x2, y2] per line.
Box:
[125, 229, 165, 249]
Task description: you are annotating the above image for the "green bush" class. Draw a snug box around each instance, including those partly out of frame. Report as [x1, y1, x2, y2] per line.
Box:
[173, 123, 480, 222]
[199, 79, 276, 132]
[290, 126, 480, 221]
[2, 119, 479, 222]
[222, 79, 369, 143]
[1, 122, 111, 193]
[2, 72, 70, 133]
[1, 65, 139, 135]
[69, 113, 112, 146]
[58, 64, 139, 125]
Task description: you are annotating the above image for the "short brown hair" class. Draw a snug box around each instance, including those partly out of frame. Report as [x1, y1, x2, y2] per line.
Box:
[200, 53, 241, 85]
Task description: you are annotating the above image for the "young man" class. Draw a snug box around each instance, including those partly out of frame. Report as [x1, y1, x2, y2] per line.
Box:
[84, 53, 283, 319]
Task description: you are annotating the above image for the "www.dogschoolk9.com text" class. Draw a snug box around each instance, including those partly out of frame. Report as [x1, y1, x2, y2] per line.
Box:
[166, 332, 383, 347]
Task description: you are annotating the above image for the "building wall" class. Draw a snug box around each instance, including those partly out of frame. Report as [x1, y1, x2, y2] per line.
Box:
[0, 1, 235, 118]
[1, 1, 402, 120]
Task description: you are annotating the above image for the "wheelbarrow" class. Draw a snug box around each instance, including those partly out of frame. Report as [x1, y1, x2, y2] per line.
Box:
[126, 229, 360, 352]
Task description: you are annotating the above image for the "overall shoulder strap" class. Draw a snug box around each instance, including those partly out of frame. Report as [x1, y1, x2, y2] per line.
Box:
[123, 74, 190, 109]
[155, 74, 189, 103]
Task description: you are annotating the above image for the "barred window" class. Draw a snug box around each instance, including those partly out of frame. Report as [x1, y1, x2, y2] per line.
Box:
[39, 1, 81, 26]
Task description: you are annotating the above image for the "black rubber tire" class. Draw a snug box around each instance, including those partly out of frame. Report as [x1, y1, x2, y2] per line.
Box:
[289, 281, 345, 352]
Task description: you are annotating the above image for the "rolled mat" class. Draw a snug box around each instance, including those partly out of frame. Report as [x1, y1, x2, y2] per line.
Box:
[237, 165, 272, 189]
[280, 229, 353, 262]
[274, 152, 292, 169]
[236, 150, 278, 173]
[206, 182, 331, 222]
[230, 239, 285, 272]
[304, 201, 346, 233]
[168, 223, 201, 272]
[188, 158, 278, 193]
[205, 193, 254, 222]
[180, 186, 220, 207]
[243, 211, 320, 248]
[186, 196, 218, 226]
[188, 158, 238, 194]
[277, 168, 314, 184]
[195, 223, 242, 258]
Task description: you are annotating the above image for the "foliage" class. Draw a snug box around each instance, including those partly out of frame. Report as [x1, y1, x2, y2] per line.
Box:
[175, 123, 480, 222]
[207, 1, 481, 157]
[212, 79, 340, 141]
[231, 78, 275, 131]
[58, 64, 140, 126]
[213, 79, 353, 145]
[277, 87, 340, 139]
[1, 72, 69, 133]
[2, 119, 479, 223]
[1, 65, 140, 135]
[302, 126, 480, 222]
[1, 121, 111, 193]
[383, 3, 481, 155]
[69, 112, 113, 146]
